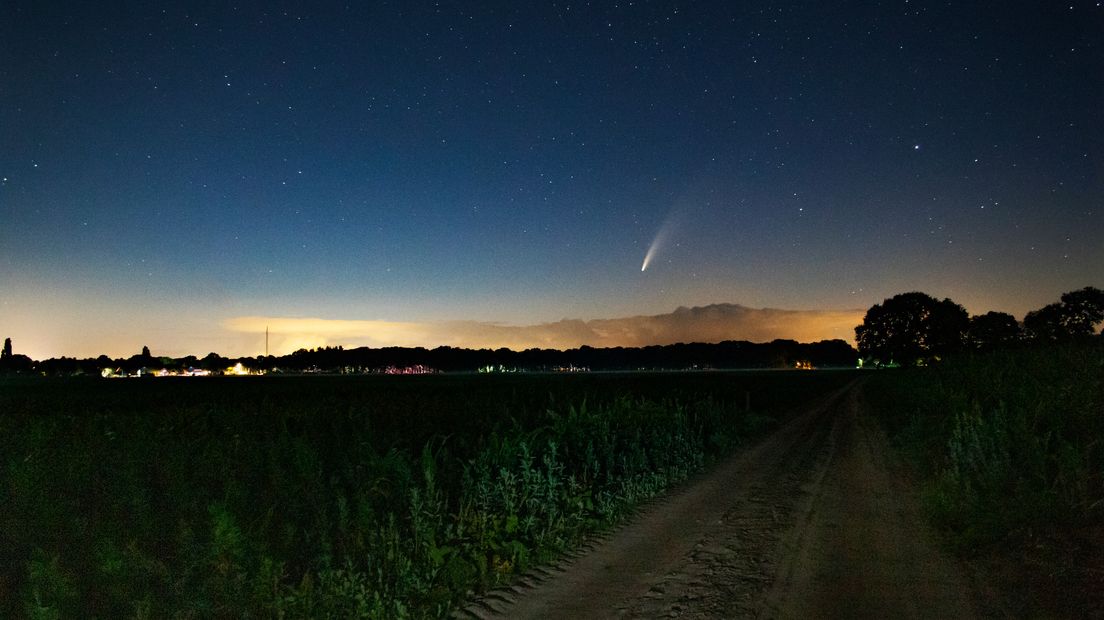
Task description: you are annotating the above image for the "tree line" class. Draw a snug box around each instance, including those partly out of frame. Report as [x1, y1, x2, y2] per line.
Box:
[855, 286, 1104, 366]
[1, 338, 859, 376]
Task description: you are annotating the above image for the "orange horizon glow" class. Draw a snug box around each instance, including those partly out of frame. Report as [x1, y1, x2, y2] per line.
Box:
[3, 302, 867, 360]
[223, 304, 865, 357]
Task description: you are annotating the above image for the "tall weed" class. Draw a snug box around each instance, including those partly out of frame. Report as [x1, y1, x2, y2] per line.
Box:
[868, 343, 1104, 546]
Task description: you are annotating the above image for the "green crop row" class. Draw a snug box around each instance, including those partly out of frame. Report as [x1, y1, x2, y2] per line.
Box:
[865, 342, 1104, 547]
[0, 371, 850, 618]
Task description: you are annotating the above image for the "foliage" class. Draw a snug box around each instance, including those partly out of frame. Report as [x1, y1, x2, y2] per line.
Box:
[0, 337, 33, 374]
[966, 311, 1021, 351]
[866, 343, 1104, 547]
[1024, 286, 1104, 341]
[0, 371, 850, 617]
[855, 292, 969, 366]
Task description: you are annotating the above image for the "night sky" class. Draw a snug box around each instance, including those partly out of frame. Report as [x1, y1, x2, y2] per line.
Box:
[2, 1, 1101, 359]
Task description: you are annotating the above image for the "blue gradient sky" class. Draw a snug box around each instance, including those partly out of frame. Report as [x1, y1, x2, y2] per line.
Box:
[2, 2, 1101, 358]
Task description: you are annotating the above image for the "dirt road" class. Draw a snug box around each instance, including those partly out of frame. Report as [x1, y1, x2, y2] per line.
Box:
[455, 382, 991, 619]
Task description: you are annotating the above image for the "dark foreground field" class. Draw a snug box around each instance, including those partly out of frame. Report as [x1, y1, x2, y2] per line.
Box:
[0, 370, 853, 617]
[4, 345, 1100, 618]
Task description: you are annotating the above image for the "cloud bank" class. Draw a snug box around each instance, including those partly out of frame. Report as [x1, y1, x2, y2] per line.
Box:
[223, 304, 864, 355]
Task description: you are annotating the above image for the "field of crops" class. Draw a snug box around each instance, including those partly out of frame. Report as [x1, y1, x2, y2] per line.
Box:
[0, 370, 853, 618]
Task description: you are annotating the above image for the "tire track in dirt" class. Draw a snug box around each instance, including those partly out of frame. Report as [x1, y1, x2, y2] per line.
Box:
[453, 382, 851, 619]
[455, 379, 995, 619]
[761, 388, 986, 619]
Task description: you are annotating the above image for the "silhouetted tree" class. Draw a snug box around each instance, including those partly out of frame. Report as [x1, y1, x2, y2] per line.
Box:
[855, 292, 969, 365]
[141, 345, 151, 358]
[3, 354, 34, 373]
[1059, 286, 1104, 336]
[1024, 287, 1104, 341]
[0, 337, 33, 373]
[967, 311, 1021, 350]
[1023, 303, 1065, 341]
[199, 352, 229, 371]
[0, 338, 28, 373]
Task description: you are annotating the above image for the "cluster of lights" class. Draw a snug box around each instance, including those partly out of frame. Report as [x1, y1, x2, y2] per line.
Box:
[382, 365, 436, 375]
[100, 364, 260, 378]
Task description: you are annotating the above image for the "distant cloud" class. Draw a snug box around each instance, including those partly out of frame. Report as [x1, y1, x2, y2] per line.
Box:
[223, 303, 863, 355]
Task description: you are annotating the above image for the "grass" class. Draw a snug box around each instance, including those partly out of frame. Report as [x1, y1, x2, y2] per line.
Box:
[0, 370, 852, 618]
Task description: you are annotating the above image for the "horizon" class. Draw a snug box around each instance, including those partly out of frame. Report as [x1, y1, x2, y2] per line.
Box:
[2, 3, 1100, 362]
[8, 300, 869, 360]
[9, 292, 1101, 362]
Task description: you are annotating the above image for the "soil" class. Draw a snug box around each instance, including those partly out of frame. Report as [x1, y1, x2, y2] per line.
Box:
[454, 381, 1001, 619]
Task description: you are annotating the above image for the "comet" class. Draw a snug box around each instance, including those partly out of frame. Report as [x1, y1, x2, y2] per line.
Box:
[640, 239, 660, 271]
[640, 216, 674, 272]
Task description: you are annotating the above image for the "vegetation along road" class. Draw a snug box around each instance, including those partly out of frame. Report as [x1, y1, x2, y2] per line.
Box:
[458, 381, 993, 619]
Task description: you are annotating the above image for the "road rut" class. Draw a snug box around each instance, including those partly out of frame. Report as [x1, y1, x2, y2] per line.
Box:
[456, 382, 989, 619]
